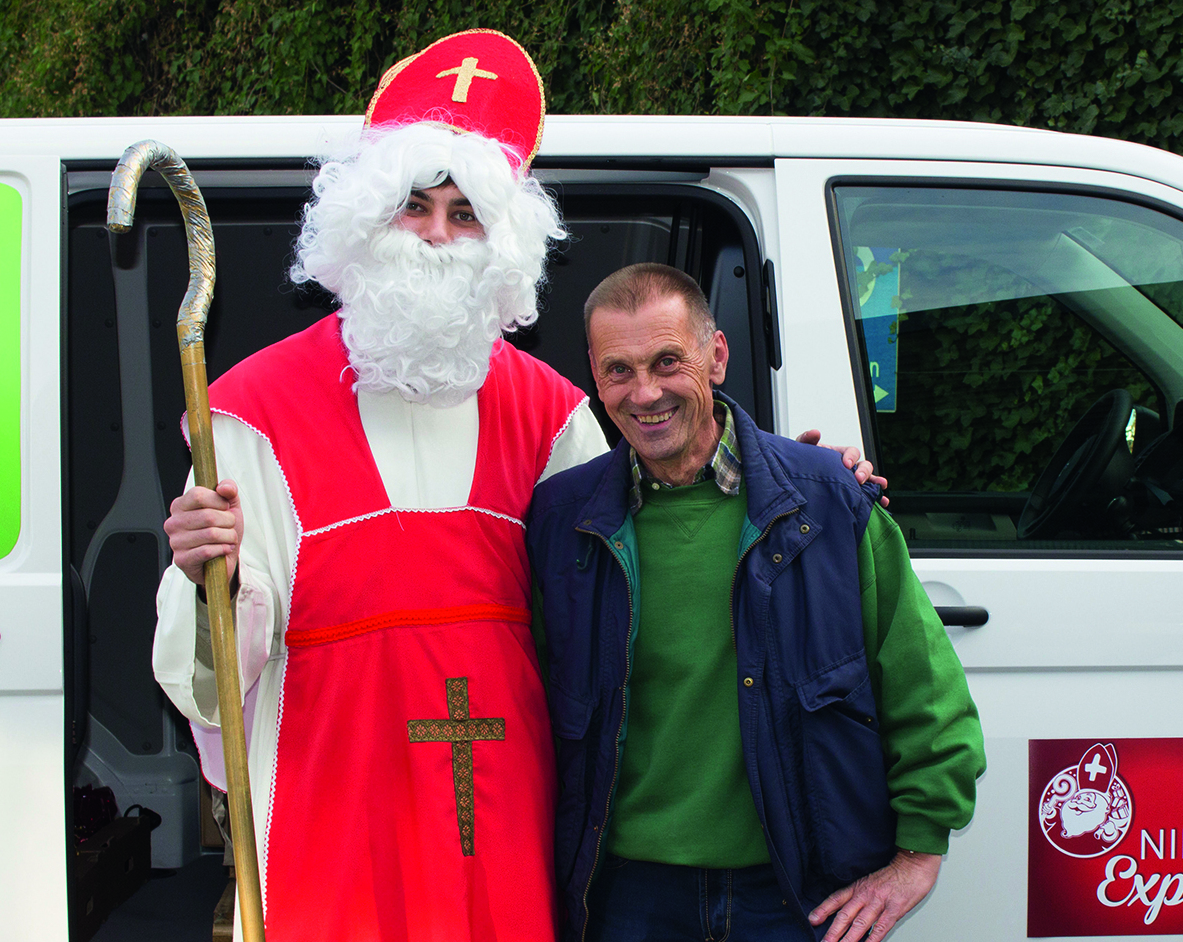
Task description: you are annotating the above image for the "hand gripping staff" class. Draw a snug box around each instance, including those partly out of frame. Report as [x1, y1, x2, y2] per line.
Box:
[107, 141, 266, 942]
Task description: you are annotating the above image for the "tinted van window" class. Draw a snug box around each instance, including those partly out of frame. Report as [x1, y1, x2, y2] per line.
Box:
[834, 186, 1183, 551]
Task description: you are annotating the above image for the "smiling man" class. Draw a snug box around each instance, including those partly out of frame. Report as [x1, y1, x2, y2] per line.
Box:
[527, 263, 986, 942]
[588, 284, 728, 485]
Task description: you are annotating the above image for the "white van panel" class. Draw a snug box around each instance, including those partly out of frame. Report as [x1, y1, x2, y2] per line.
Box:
[902, 669, 1183, 942]
[0, 159, 65, 682]
[0, 162, 62, 576]
[919, 559, 1183, 668]
[0, 575, 63, 690]
[0, 693, 68, 941]
[0, 116, 356, 160]
[767, 119, 1183, 192]
[0, 156, 67, 937]
[771, 157, 864, 446]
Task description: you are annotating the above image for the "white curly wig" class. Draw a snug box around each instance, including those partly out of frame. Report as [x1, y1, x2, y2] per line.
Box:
[290, 123, 566, 403]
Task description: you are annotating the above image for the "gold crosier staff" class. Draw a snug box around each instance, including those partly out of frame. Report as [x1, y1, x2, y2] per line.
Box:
[107, 140, 266, 942]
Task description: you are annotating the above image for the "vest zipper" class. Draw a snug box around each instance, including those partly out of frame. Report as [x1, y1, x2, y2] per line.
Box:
[729, 506, 800, 650]
[574, 525, 636, 942]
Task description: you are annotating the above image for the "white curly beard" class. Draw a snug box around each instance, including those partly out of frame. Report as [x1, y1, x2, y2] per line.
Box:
[337, 228, 510, 406]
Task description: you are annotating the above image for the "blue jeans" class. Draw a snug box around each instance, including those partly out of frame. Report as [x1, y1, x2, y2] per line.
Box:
[585, 855, 817, 942]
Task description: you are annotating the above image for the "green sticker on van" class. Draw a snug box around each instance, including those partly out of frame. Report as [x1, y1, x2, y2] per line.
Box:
[0, 182, 20, 558]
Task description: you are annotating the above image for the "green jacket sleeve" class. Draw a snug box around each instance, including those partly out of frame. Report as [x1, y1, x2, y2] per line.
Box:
[858, 504, 987, 854]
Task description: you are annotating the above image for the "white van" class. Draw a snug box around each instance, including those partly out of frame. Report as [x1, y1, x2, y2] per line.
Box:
[2, 114, 1181, 940]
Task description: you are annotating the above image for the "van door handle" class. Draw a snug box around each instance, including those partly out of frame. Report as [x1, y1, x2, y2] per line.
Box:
[935, 606, 989, 627]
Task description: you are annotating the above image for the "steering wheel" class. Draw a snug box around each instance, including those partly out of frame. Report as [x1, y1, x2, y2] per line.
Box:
[1017, 389, 1136, 540]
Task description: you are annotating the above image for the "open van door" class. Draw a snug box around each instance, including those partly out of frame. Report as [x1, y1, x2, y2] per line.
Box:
[0, 154, 70, 940]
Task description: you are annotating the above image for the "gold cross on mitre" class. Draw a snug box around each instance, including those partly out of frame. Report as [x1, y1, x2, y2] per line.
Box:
[435, 57, 498, 103]
[408, 677, 505, 856]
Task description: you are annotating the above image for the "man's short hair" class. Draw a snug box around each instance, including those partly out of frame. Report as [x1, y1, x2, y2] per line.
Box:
[583, 263, 716, 344]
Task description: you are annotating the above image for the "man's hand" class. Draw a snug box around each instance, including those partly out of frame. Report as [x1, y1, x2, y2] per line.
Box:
[809, 850, 941, 942]
[163, 479, 244, 587]
[795, 429, 889, 507]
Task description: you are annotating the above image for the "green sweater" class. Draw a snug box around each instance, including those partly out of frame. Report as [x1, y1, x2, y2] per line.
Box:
[607, 480, 768, 866]
[599, 482, 982, 863]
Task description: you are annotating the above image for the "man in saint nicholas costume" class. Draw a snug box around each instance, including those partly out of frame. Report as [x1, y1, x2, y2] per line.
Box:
[154, 30, 603, 942]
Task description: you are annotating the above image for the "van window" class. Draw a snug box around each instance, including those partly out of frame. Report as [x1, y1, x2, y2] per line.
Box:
[0, 181, 20, 559]
[833, 186, 1183, 551]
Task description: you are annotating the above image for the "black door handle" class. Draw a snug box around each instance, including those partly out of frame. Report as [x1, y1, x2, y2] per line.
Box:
[935, 606, 989, 627]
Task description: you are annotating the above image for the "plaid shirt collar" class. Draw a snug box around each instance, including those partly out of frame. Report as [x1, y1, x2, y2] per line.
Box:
[628, 398, 742, 513]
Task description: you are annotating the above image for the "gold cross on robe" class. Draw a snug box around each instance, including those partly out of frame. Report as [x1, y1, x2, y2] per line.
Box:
[408, 677, 505, 856]
[435, 57, 498, 103]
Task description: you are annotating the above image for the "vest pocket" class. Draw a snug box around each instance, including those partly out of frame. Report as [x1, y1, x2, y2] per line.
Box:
[550, 680, 594, 739]
[794, 658, 896, 886]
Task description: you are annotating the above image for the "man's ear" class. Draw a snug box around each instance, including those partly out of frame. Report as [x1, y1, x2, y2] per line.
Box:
[709, 330, 729, 385]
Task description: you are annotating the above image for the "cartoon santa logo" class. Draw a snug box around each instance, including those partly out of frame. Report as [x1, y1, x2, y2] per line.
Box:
[1038, 742, 1133, 858]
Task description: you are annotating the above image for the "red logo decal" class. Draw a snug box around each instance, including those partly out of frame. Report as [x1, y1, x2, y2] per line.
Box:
[1030, 738, 1183, 936]
[1038, 742, 1132, 858]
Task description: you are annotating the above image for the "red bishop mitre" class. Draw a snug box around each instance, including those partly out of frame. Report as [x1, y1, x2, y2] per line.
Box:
[364, 29, 545, 172]
[1076, 742, 1118, 794]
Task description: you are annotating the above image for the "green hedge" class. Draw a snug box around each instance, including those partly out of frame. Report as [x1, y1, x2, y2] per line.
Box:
[4, 0, 1183, 155]
[0, 1, 607, 117]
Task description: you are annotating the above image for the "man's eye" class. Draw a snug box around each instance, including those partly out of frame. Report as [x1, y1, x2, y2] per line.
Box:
[656, 357, 678, 371]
